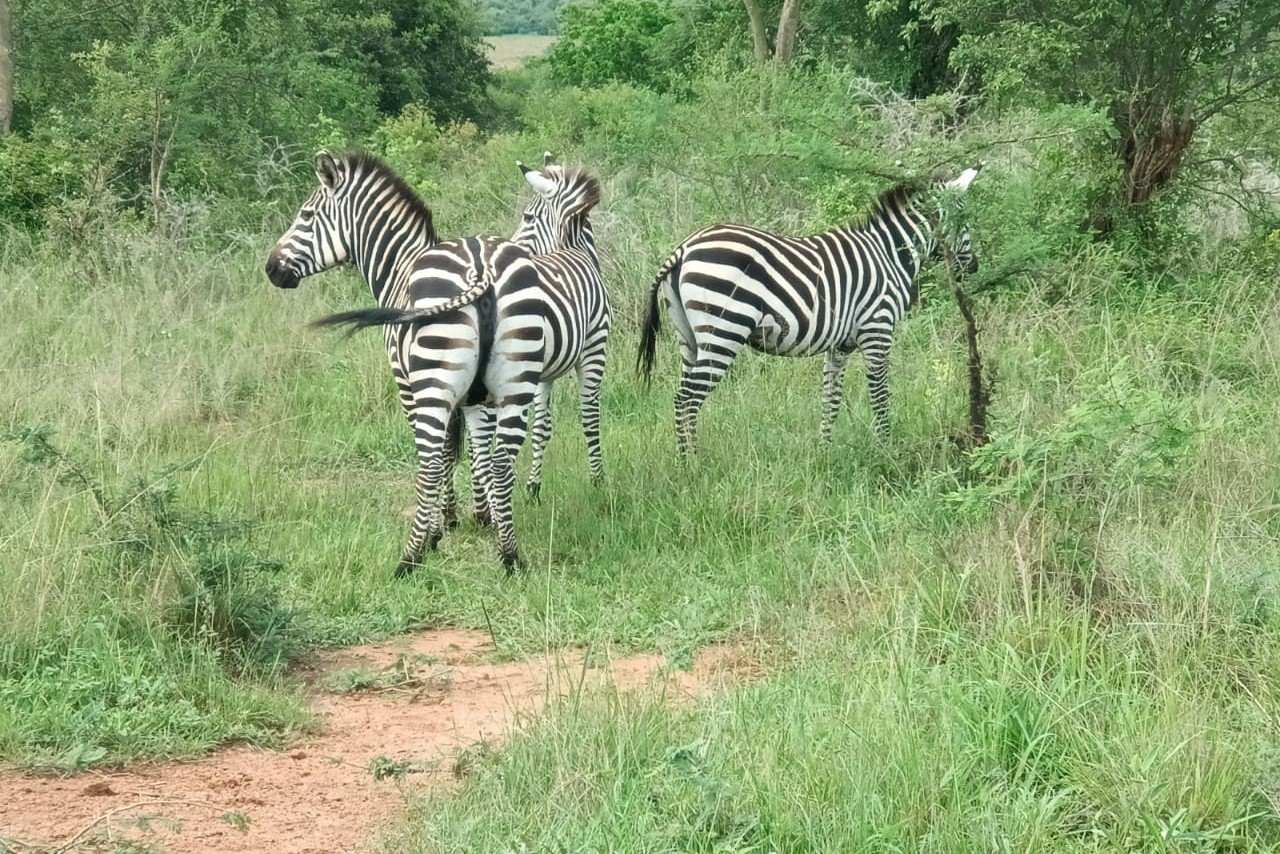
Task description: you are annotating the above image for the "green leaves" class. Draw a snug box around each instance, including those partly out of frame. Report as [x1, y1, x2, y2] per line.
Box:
[548, 0, 678, 91]
[949, 359, 1196, 519]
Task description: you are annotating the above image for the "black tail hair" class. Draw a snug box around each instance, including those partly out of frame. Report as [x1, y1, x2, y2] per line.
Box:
[309, 307, 428, 336]
[637, 252, 678, 384]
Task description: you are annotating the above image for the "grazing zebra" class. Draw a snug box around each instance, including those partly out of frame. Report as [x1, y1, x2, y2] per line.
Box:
[506, 151, 609, 497]
[637, 167, 982, 456]
[265, 150, 546, 573]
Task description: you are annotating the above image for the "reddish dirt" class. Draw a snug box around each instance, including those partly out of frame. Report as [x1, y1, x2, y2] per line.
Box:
[0, 629, 757, 853]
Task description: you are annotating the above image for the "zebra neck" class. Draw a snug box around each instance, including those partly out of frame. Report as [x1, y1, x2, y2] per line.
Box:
[354, 230, 433, 307]
[558, 219, 596, 260]
[862, 200, 931, 280]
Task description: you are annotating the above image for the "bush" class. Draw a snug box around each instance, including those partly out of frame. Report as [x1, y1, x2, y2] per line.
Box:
[549, 0, 677, 91]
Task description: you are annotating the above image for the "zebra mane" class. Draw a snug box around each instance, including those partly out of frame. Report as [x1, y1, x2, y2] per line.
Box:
[335, 150, 438, 244]
[545, 166, 602, 216]
[853, 180, 928, 227]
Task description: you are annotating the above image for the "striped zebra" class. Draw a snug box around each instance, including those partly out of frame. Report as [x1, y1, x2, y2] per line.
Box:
[265, 150, 546, 573]
[507, 152, 609, 497]
[637, 167, 982, 457]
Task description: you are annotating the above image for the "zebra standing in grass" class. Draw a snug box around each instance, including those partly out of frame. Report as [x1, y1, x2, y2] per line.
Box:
[507, 152, 609, 497]
[265, 150, 546, 572]
[448, 152, 609, 529]
[638, 167, 982, 457]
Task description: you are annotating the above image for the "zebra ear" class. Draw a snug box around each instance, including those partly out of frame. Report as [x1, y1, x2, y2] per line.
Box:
[517, 160, 531, 176]
[315, 151, 341, 191]
[947, 165, 982, 192]
[523, 167, 557, 195]
[543, 151, 556, 167]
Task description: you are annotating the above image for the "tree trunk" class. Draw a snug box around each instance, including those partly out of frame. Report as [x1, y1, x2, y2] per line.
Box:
[0, 0, 12, 136]
[1085, 100, 1198, 236]
[907, 23, 959, 98]
[1116, 108, 1197, 208]
[774, 0, 801, 67]
[742, 0, 770, 64]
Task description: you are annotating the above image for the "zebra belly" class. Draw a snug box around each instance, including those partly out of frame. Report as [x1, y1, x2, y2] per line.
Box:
[539, 325, 582, 381]
[745, 313, 831, 357]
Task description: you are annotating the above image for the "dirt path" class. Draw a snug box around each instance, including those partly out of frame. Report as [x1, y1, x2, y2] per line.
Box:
[0, 629, 755, 853]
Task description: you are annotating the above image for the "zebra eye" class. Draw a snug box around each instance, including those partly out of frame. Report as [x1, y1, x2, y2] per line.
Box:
[299, 209, 315, 222]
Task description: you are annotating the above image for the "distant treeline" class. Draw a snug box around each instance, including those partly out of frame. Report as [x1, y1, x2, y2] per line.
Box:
[480, 0, 569, 34]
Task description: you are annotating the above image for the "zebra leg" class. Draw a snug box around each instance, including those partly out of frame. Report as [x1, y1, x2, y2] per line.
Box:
[680, 338, 746, 456]
[463, 404, 495, 527]
[525, 381, 553, 500]
[820, 349, 851, 446]
[861, 341, 892, 440]
[576, 348, 606, 485]
[440, 407, 463, 530]
[395, 405, 456, 578]
[489, 396, 532, 573]
[674, 343, 696, 459]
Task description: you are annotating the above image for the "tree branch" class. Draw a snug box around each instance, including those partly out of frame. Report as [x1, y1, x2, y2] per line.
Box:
[1199, 69, 1280, 122]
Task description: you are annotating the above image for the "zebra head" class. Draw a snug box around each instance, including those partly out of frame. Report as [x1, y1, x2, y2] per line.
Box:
[933, 165, 982, 278]
[512, 151, 602, 254]
[267, 150, 385, 289]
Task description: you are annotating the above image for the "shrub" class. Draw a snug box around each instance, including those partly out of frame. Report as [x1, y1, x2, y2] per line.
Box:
[548, 0, 677, 91]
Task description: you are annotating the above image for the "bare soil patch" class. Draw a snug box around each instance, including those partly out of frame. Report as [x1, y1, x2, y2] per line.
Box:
[0, 629, 751, 853]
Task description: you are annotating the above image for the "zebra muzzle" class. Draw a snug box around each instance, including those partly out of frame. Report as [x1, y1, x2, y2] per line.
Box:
[265, 257, 300, 289]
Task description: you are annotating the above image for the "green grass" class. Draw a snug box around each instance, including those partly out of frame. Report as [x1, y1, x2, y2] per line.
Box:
[5, 78, 1280, 848]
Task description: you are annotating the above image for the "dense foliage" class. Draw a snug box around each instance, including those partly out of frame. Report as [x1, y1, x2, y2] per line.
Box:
[922, 0, 1280, 221]
[548, 0, 677, 90]
[480, 0, 567, 34]
[0, 0, 490, 230]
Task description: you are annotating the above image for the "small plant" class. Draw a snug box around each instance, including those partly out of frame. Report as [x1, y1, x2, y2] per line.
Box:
[321, 654, 450, 699]
[948, 360, 1195, 518]
[370, 755, 434, 782]
[4, 426, 300, 674]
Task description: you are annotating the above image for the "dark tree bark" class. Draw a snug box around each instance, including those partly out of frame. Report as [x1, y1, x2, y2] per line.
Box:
[1114, 101, 1197, 208]
[0, 0, 12, 136]
[907, 22, 960, 99]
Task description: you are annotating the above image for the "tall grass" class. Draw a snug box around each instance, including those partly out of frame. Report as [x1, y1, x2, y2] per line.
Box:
[4, 64, 1280, 850]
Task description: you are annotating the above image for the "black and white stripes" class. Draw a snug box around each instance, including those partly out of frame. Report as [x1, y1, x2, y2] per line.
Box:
[266, 151, 546, 572]
[266, 151, 985, 576]
[507, 152, 610, 497]
[638, 168, 982, 456]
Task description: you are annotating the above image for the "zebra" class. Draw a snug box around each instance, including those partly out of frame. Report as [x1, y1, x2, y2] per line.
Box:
[637, 167, 982, 457]
[505, 151, 609, 497]
[265, 150, 546, 573]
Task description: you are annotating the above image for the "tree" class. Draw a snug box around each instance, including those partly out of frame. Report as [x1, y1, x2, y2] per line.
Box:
[549, 0, 675, 90]
[320, 0, 493, 123]
[0, 0, 11, 135]
[922, 0, 1280, 220]
[803, 0, 962, 97]
[742, 0, 801, 67]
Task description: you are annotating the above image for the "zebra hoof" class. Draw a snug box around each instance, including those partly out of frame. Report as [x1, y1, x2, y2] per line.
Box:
[502, 552, 524, 576]
[394, 559, 421, 579]
[475, 509, 494, 528]
[526, 480, 542, 501]
[443, 509, 459, 531]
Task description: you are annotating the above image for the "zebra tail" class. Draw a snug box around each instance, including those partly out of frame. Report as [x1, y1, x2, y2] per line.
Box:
[637, 251, 677, 384]
[310, 278, 491, 336]
[309, 307, 425, 336]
